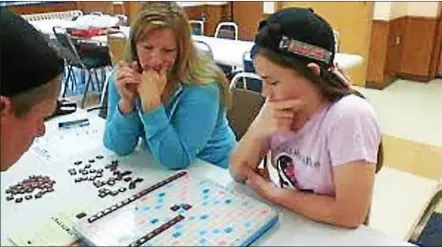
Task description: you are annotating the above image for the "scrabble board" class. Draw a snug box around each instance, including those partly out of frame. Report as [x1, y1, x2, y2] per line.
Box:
[73, 171, 278, 246]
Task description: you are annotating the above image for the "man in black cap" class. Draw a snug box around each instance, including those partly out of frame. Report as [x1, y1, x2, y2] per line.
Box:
[0, 9, 64, 171]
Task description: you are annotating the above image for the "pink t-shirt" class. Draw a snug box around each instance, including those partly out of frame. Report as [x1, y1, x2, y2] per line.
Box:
[268, 95, 381, 196]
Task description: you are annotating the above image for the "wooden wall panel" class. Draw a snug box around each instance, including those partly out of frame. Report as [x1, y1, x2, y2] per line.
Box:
[385, 17, 406, 76]
[204, 5, 225, 36]
[184, 6, 205, 20]
[438, 51, 442, 76]
[76, 1, 114, 14]
[6, 2, 78, 15]
[366, 20, 390, 86]
[232, 1, 264, 41]
[123, 2, 141, 25]
[113, 2, 125, 15]
[433, 16, 442, 77]
[399, 17, 437, 78]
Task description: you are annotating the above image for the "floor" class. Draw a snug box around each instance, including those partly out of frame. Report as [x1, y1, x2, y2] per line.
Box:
[356, 79, 442, 148]
[356, 78, 442, 244]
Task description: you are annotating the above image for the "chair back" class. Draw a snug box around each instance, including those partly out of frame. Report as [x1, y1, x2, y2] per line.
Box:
[194, 40, 213, 58]
[214, 21, 238, 40]
[228, 72, 265, 140]
[230, 71, 262, 91]
[228, 88, 265, 141]
[242, 51, 262, 92]
[52, 26, 84, 68]
[189, 20, 204, 35]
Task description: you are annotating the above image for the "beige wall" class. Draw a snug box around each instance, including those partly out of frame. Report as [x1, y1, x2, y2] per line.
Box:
[390, 2, 409, 19]
[407, 2, 440, 17]
[263, 1, 275, 14]
[373, 1, 440, 20]
[373, 1, 392, 20]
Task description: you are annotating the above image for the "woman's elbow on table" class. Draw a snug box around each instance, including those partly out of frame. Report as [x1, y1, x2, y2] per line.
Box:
[153, 154, 192, 170]
[103, 136, 137, 156]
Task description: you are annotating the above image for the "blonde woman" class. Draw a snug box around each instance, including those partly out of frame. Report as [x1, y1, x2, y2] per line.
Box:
[103, 2, 236, 169]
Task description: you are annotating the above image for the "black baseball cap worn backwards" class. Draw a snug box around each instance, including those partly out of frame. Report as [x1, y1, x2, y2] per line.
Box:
[0, 8, 64, 97]
[251, 7, 336, 69]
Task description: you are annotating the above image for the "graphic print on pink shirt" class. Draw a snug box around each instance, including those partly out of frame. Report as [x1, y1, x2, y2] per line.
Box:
[275, 154, 314, 193]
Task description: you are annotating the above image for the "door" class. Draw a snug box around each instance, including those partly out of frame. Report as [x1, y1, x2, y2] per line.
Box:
[232, 1, 263, 41]
[437, 44, 442, 77]
[438, 9, 442, 77]
[280, 2, 374, 86]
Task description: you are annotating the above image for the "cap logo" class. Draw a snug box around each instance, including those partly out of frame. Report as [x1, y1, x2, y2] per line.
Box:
[278, 36, 332, 64]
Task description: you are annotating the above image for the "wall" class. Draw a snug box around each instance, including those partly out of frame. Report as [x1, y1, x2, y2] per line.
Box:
[6, 1, 79, 15]
[406, 2, 440, 18]
[232, 2, 263, 41]
[76, 1, 114, 14]
[373, 1, 392, 20]
[367, 2, 441, 88]
[373, 1, 440, 21]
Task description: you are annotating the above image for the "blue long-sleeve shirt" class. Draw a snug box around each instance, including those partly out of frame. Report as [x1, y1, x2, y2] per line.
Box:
[103, 71, 236, 169]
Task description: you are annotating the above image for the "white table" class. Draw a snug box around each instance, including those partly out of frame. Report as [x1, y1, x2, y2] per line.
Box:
[0, 111, 413, 246]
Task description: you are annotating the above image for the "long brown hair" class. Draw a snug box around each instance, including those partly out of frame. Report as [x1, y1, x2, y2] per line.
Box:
[124, 2, 231, 108]
[257, 47, 384, 172]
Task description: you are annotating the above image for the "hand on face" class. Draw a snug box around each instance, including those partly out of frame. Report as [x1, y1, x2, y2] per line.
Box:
[249, 98, 304, 139]
[138, 66, 168, 112]
[115, 61, 142, 113]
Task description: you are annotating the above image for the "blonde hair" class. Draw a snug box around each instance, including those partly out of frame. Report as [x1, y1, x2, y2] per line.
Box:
[124, 1, 231, 108]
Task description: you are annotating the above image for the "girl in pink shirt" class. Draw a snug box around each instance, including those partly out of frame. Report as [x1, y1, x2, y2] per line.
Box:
[229, 7, 383, 228]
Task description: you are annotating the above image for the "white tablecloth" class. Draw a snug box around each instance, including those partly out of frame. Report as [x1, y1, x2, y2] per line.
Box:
[0, 110, 413, 246]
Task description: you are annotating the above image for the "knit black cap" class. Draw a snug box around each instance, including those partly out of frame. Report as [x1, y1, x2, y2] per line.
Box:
[0, 8, 64, 97]
[251, 7, 336, 68]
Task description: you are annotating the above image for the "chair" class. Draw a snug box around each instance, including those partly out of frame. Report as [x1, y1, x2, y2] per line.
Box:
[241, 51, 262, 92]
[189, 20, 204, 35]
[22, 10, 83, 22]
[214, 22, 239, 76]
[86, 34, 126, 118]
[214, 21, 238, 40]
[194, 40, 213, 58]
[90, 11, 104, 16]
[229, 72, 262, 91]
[227, 72, 265, 140]
[52, 27, 110, 108]
[114, 14, 128, 26]
[86, 74, 110, 119]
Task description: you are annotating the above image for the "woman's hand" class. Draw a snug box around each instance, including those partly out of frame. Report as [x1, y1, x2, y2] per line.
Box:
[138, 67, 168, 112]
[115, 61, 141, 114]
[248, 98, 304, 139]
